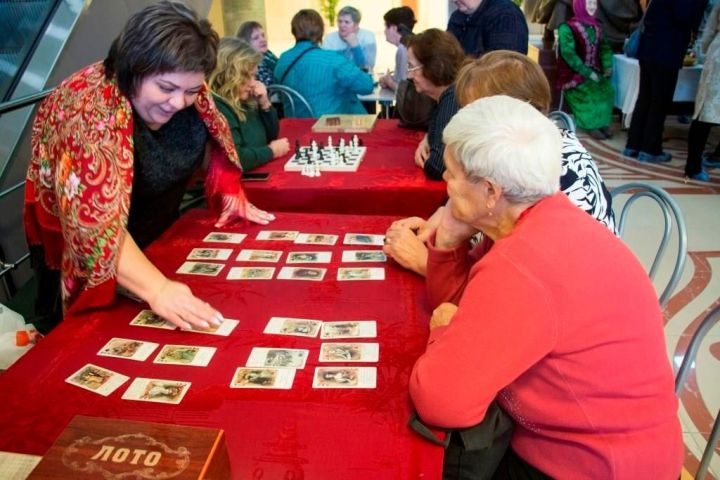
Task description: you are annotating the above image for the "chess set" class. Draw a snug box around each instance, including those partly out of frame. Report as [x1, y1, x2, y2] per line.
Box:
[283, 135, 367, 175]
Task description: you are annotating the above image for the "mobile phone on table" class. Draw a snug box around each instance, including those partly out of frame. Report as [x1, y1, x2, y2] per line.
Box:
[241, 172, 271, 181]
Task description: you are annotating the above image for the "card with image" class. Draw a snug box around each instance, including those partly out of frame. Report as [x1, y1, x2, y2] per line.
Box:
[192, 318, 239, 336]
[294, 233, 338, 245]
[98, 338, 159, 362]
[341, 250, 387, 263]
[176, 261, 224, 277]
[203, 232, 246, 244]
[153, 345, 216, 367]
[227, 266, 276, 280]
[277, 266, 326, 281]
[256, 230, 299, 241]
[337, 267, 385, 281]
[312, 367, 377, 389]
[319, 342, 379, 363]
[130, 310, 176, 330]
[236, 249, 282, 263]
[187, 248, 233, 261]
[121, 377, 191, 404]
[230, 367, 296, 389]
[286, 251, 332, 264]
[65, 364, 129, 396]
[343, 233, 385, 246]
[246, 347, 309, 369]
[264, 317, 322, 338]
[321, 321, 377, 339]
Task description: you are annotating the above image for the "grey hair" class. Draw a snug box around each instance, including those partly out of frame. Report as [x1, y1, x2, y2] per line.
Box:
[338, 6, 361, 23]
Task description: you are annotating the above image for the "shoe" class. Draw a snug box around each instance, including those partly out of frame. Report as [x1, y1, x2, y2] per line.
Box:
[688, 170, 710, 182]
[589, 129, 609, 140]
[622, 148, 639, 158]
[637, 151, 672, 163]
[600, 126, 613, 138]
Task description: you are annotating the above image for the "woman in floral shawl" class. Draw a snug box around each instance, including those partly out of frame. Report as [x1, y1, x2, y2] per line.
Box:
[24, 1, 274, 333]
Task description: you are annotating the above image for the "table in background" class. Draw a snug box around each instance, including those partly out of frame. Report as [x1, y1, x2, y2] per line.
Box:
[243, 119, 446, 218]
[358, 85, 396, 118]
[0, 209, 443, 479]
[611, 54, 703, 127]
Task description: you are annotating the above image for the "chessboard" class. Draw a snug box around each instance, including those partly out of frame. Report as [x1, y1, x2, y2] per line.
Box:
[284, 136, 366, 174]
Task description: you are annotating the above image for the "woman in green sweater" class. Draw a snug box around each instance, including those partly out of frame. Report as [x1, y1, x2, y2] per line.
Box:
[209, 38, 289, 170]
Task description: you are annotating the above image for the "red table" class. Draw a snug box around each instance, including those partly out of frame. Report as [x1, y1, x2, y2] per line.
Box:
[0, 210, 443, 479]
[242, 119, 447, 217]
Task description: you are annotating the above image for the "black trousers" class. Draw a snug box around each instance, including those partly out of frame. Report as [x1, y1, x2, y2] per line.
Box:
[626, 61, 680, 155]
[685, 120, 718, 176]
[29, 246, 62, 334]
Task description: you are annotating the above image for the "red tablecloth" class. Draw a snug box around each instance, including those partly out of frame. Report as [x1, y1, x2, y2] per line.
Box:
[0, 210, 443, 479]
[242, 119, 447, 217]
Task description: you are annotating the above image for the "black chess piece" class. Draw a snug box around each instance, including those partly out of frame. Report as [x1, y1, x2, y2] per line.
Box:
[358, 138, 364, 147]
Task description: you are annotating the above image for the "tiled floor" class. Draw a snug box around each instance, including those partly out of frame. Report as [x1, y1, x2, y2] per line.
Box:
[580, 117, 720, 479]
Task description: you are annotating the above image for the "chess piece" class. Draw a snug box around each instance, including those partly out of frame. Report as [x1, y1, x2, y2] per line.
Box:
[352, 135, 358, 148]
[327, 136, 333, 148]
[314, 163, 321, 176]
[358, 138, 364, 147]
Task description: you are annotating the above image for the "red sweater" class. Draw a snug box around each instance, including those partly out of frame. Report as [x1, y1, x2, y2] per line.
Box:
[410, 193, 682, 479]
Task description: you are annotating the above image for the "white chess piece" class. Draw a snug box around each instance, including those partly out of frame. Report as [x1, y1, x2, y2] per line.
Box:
[352, 135, 358, 148]
[327, 135, 333, 148]
[314, 163, 321, 176]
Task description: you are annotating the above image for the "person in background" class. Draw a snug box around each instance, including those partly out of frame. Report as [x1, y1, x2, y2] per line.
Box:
[378, 6, 417, 92]
[322, 6, 377, 72]
[275, 9, 373, 117]
[209, 38, 289, 171]
[557, 0, 615, 140]
[409, 95, 682, 479]
[236, 21, 278, 86]
[408, 29, 466, 180]
[24, 1, 274, 333]
[447, 0, 529, 57]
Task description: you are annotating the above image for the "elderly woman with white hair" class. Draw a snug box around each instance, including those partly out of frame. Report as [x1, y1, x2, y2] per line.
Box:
[409, 95, 682, 478]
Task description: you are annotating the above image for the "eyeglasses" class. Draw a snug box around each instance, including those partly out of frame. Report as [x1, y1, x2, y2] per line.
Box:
[407, 63, 422, 73]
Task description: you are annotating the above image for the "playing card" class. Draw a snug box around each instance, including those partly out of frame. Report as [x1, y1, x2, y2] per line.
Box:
[65, 364, 129, 396]
[256, 230, 299, 241]
[187, 248, 233, 261]
[236, 249, 283, 262]
[286, 251, 332, 264]
[246, 347, 309, 369]
[277, 266, 326, 281]
[97, 338, 159, 362]
[227, 266, 275, 280]
[230, 367, 296, 389]
[176, 261, 224, 277]
[319, 342, 379, 362]
[320, 321, 377, 339]
[312, 367, 377, 388]
[153, 345, 216, 367]
[130, 310, 176, 330]
[294, 233, 338, 245]
[337, 267, 385, 281]
[203, 232, 246, 244]
[343, 233, 385, 246]
[121, 378, 191, 404]
[341, 250, 387, 263]
[263, 317, 322, 338]
[191, 318, 239, 336]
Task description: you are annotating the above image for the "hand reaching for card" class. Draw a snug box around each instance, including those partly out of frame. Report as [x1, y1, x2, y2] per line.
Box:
[149, 279, 223, 330]
[215, 195, 276, 228]
[430, 302, 458, 330]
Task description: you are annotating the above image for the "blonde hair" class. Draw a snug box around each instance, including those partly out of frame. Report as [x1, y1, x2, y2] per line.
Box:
[208, 37, 261, 121]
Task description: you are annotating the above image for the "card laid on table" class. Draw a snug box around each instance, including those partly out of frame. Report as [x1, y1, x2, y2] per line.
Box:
[320, 321, 377, 339]
[230, 367, 296, 389]
[246, 347, 309, 369]
[122, 378, 191, 404]
[191, 318, 239, 336]
[97, 338, 159, 362]
[294, 233, 338, 245]
[319, 342, 379, 362]
[130, 310, 176, 330]
[176, 261, 224, 277]
[277, 266, 326, 281]
[312, 367, 377, 389]
[65, 364, 129, 396]
[343, 233, 385, 246]
[263, 317, 322, 338]
[337, 267, 385, 281]
[153, 345, 216, 367]
[341, 250, 387, 263]
[286, 251, 332, 264]
[256, 230, 299, 241]
[187, 247, 233, 261]
[227, 266, 276, 280]
[203, 232, 246, 244]
[236, 249, 283, 262]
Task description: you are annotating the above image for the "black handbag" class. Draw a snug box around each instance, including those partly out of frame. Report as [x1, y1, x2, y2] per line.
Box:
[395, 79, 436, 130]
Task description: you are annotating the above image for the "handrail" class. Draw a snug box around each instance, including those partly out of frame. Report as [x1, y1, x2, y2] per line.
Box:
[0, 88, 53, 115]
[0, 181, 25, 200]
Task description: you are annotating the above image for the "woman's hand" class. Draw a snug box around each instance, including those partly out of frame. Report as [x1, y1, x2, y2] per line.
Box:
[214, 195, 275, 227]
[430, 302, 458, 330]
[434, 201, 478, 249]
[251, 80, 272, 109]
[384, 217, 430, 276]
[415, 135, 430, 168]
[149, 279, 224, 331]
[269, 138, 290, 158]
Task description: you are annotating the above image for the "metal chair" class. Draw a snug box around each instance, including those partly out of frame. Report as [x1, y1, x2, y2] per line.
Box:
[610, 182, 688, 308]
[267, 84, 314, 118]
[674, 304, 720, 479]
[548, 110, 576, 133]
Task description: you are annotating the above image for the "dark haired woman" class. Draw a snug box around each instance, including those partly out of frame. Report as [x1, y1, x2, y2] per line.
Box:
[378, 6, 417, 92]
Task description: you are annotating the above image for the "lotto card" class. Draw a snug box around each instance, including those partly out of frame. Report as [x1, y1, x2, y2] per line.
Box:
[130, 310, 176, 330]
[263, 317, 322, 338]
[319, 342, 379, 362]
[98, 337, 159, 362]
[122, 378, 191, 404]
[337, 267, 385, 281]
[286, 251, 332, 264]
[176, 261, 224, 277]
[246, 347, 309, 369]
[321, 321, 377, 339]
[230, 367, 296, 389]
[236, 249, 282, 262]
[256, 230, 299, 241]
[192, 318, 239, 336]
[65, 364, 129, 396]
[187, 248, 233, 261]
[277, 266, 326, 281]
[294, 233, 338, 245]
[312, 367, 377, 389]
[203, 232, 246, 244]
[227, 266, 275, 280]
[341, 250, 387, 263]
[343, 233, 385, 246]
[153, 345, 216, 367]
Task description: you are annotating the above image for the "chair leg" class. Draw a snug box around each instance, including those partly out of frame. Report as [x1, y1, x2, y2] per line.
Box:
[696, 409, 720, 479]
